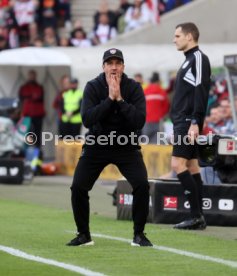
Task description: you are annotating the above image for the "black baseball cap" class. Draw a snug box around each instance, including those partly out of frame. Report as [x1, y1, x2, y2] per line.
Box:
[103, 48, 124, 63]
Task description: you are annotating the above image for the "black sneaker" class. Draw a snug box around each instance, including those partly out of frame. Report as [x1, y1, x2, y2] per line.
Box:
[174, 216, 207, 230]
[131, 233, 153, 247]
[66, 233, 94, 246]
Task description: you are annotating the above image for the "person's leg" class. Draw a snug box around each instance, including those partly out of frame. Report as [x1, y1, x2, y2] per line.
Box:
[171, 126, 203, 218]
[58, 120, 64, 138]
[192, 172, 203, 213]
[70, 148, 108, 235]
[172, 156, 200, 218]
[142, 122, 159, 144]
[114, 148, 152, 246]
[31, 117, 43, 148]
[71, 123, 81, 138]
[200, 166, 222, 185]
[171, 156, 201, 218]
[171, 127, 206, 229]
[187, 158, 203, 214]
[114, 149, 149, 235]
[171, 156, 206, 230]
[60, 122, 70, 138]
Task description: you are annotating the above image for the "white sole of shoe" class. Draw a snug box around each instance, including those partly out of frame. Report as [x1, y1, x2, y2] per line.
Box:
[131, 242, 140, 246]
[80, 241, 95, 246]
[131, 242, 153, 247]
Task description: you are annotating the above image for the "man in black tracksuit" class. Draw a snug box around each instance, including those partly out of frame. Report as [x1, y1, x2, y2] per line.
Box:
[67, 48, 152, 247]
[171, 23, 211, 230]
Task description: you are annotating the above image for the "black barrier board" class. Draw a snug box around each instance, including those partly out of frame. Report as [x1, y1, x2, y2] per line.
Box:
[116, 180, 155, 223]
[0, 159, 24, 184]
[117, 179, 237, 226]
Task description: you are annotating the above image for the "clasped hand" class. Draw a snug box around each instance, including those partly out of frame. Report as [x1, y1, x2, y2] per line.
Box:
[107, 73, 122, 101]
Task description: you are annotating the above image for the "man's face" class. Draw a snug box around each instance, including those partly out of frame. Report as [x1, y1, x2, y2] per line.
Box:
[210, 108, 220, 124]
[103, 58, 125, 81]
[173, 27, 190, 52]
[220, 100, 232, 119]
[71, 82, 78, 90]
[28, 71, 36, 81]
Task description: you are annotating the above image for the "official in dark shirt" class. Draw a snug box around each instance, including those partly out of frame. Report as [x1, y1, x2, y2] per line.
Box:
[170, 22, 211, 230]
[67, 48, 152, 247]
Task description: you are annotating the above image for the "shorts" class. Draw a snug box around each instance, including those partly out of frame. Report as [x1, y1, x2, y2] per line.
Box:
[172, 124, 199, 160]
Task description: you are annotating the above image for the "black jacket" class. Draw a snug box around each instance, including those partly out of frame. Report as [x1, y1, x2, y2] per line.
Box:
[81, 72, 146, 147]
[171, 46, 211, 127]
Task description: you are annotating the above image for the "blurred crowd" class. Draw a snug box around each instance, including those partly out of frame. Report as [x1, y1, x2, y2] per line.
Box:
[203, 78, 235, 136]
[135, 71, 236, 143]
[0, 0, 193, 50]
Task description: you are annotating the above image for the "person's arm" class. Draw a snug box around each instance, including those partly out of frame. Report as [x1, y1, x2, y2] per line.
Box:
[107, 73, 146, 130]
[81, 82, 114, 128]
[18, 86, 24, 101]
[192, 55, 211, 124]
[117, 82, 146, 130]
[189, 54, 211, 140]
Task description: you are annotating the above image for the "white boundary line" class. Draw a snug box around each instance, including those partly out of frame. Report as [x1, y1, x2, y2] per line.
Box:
[92, 233, 237, 269]
[1, 232, 237, 276]
[0, 245, 107, 276]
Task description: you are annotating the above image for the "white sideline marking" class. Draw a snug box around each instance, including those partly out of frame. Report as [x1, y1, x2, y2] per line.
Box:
[92, 233, 237, 269]
[0, 245, 107, 276]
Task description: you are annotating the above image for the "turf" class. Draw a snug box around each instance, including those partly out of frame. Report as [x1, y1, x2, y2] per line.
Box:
[0, 199, 236, 276]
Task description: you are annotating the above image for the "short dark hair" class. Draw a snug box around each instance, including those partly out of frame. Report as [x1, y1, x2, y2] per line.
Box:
[134, 73, 143, 79]
[70, 78, 78, 84]
[176, 22, 199, 42]
[150, 72, 160, 83]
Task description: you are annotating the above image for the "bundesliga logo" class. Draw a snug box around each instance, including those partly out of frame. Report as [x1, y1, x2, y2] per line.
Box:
[163, 196, 178, 210]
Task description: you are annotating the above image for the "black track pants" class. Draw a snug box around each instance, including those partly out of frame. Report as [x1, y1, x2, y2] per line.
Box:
[70, 146, 150, 235]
